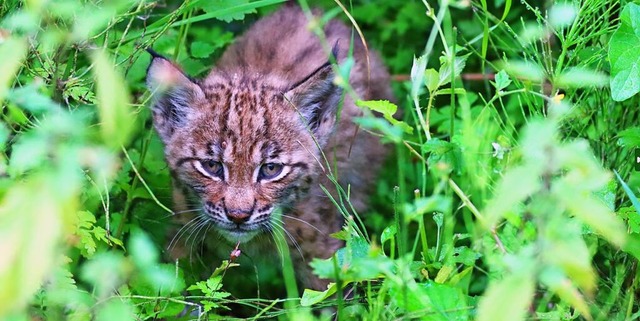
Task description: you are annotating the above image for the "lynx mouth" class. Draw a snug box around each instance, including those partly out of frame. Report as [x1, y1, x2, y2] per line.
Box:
[210, 206, 283, 243]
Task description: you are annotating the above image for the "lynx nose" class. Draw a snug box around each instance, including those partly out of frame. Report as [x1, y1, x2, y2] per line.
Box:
[226, 209, 251, 224]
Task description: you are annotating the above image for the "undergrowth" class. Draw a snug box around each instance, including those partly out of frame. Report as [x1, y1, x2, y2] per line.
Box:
[1, 0, 640, 320]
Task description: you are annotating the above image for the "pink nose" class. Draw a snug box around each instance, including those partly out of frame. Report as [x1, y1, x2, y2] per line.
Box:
[226, 211, 250, 224]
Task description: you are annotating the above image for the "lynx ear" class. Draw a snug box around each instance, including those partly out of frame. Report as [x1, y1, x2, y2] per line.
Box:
[284, 62, 343, 145]
[146, 50, 204, 141]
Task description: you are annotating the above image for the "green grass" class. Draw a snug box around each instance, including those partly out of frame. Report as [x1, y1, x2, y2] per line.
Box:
[1, 0, 640, 320]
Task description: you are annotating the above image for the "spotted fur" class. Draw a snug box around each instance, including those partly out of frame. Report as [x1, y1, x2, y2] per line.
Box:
[146, 5, 393, 289]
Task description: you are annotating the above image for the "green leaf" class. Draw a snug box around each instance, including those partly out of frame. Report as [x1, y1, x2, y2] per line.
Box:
[476, 272, 535, 321]
[80, 252, 130, 298]
[548, 3, 578, 29]
[0, 37, 28, 104]
[129, 230, 159, 268]
[95, 300, 135, 321]
[555, 67, 609, 88]
[540, 268, 592, 320]
[411, 55, 428, 98]
[353, 117, 404, 143]
[609, 3, 640, 101]
[615, 170, 640, 216]
[617, 127, 640, 148]
[438, 54, 468, 87]
[381, 225, 397, 244]
[0, 179, 64, 316]
[191, 41, 216, 58]
[75, 211, 98, 257]
[493, 70, 512, 91]
[91, 50, 134, 149]
[619, 207, 640, 234]
[554, 181, 626, 248]
[422, 139, 463, 175]
[194, 0, 257, 22]
[300, 283, 338, 306]
[420, 281, 470, 321]
[6, 84, 61, 114]
[425, 68, 440, 92]
[501, 60, 545, 82]
[544, 222, 596, 292]
[484, 165, 542, 228]
[355, 100, 413, 134]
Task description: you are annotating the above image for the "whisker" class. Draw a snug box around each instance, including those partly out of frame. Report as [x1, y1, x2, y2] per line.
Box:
[264, 222, 285, 259]
[160, 208, 202, 220]
[187, 219, 210, 262]
[280, 214, 325, 235]
[168, 216, 204, 251]
[267, 221, 304, 262]
[198, 224, 213, 257]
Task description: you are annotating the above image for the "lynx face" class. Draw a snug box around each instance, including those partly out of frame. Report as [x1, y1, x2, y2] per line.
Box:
[146, 56, 341, 243]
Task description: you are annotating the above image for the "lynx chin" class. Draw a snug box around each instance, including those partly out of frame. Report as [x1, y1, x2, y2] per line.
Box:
[146, 4, 393, 289]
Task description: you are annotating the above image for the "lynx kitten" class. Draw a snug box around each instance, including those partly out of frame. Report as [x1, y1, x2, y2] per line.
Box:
[146, 5, 393, 289]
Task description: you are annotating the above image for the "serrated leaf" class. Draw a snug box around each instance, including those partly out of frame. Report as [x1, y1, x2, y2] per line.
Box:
[540, 268, 592, 320]
[544, 222, 596, 292]
[438, 54, 468, 87]
[191, 41, 215, 58]
[494, 70, 512, 91]
[194, 0, 256, 22]
[554, 182, 626, 247]
[609, 3, 640, 101]
[355, 100, 413, 134]
[484, 165, 542, 228]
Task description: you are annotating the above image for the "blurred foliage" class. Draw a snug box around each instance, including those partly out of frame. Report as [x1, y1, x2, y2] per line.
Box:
[1, 0, 640, 320]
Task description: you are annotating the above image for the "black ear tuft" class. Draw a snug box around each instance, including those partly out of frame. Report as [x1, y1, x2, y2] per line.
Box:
[146, 53, 203, 141]
[284, 60, 343, 145]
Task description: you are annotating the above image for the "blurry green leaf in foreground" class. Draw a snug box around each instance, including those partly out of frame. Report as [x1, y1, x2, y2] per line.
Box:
[0, 37, 28, 104]
[91, 50, 134, 149]
[0, 179, 68, 317]
[500, 60, 545, 82]
[555, 67, 609, 89]
[476, 271, 535, 321]
[609, 3, 640, 101]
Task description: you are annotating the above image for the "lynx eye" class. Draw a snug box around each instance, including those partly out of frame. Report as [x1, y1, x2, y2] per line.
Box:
[194, 159, 224, 179]
[258, 163, 284, 181]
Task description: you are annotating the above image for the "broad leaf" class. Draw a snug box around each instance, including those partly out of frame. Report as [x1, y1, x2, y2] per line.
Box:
[609, 3, 640, 101]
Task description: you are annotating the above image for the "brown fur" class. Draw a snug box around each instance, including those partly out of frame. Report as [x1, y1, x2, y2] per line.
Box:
[146, 5, 393, 290]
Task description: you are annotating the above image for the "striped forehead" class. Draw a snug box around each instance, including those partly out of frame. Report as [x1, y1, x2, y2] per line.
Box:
[195, 80, 289, 163]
